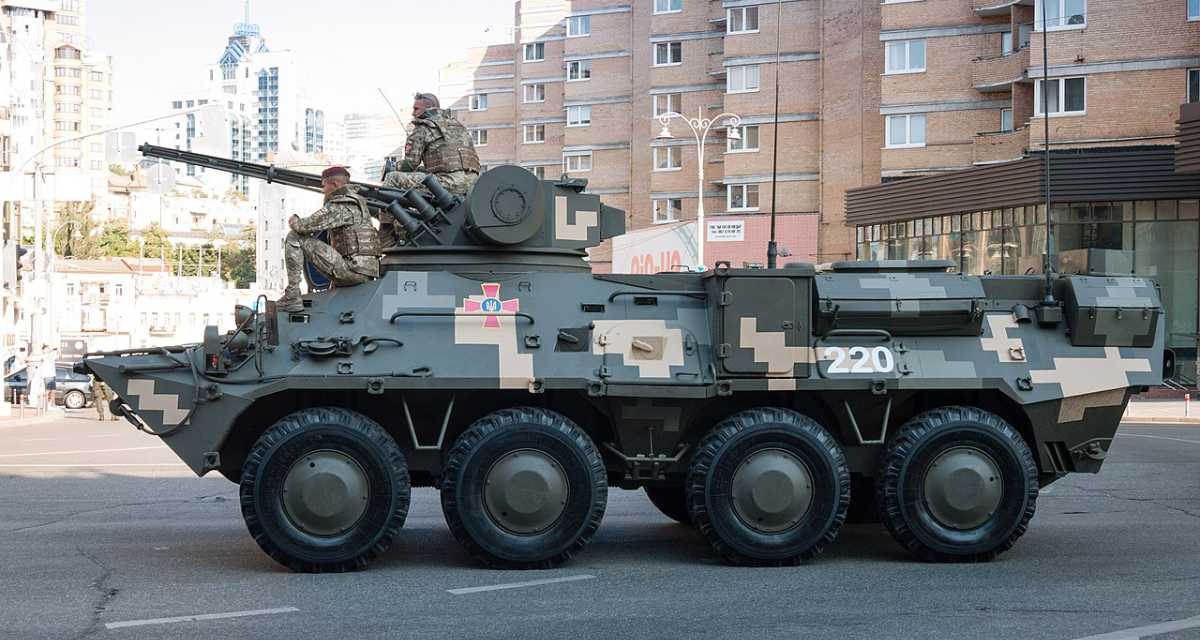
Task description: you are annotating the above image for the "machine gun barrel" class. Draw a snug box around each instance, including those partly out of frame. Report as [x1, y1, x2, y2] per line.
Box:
[138, 143, 386, 196]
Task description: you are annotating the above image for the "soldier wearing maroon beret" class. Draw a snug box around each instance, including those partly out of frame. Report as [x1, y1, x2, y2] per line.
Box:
[277, 166, 380, 312]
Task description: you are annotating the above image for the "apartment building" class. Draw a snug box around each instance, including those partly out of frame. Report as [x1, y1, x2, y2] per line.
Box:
[1, 0, 112, 173]
[441, 0, 882, 271]
[848, 0, 1200, 380]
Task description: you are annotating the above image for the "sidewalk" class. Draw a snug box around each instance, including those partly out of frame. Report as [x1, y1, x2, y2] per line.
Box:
[1123, 398, 1200, 424]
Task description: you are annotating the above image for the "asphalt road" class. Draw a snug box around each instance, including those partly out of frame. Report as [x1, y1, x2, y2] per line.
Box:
[0, 412, 1197, 640]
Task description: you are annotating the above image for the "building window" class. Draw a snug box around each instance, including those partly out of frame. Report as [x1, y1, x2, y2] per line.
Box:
[172, 100, 183, 109]
[60, 0, 80, 10]
[567, 60, 592, 81]
[89, 89, 102, 99]
[653, 146, 682, 171]
[653, 199, 682, 223]
[727, 125, 760, 152]
[66, 283, 75, 296]
[1191, 0, 1200, 19]
[654, 93, 682, 117]
[115, 284, 123, 297]
[56, 13, 79, 25]
[566, 105, 592, 127]
[655, 0, 682, 14]
[54, 46, 80, 59]
[54, 66, 81, 78]
[471, 129, 488, 146]
[564, 152, 593, 172]
[727, 65, 760, 93]
[1034, 0, 1086, 30]
[654, 42, 683, 66]
[1189, 69, 1199, 103]
[885, 39, 926, 74]
[530, 166, 547, 179]
[1001, 108, 1014, 132]
[523, 124, 546, 144]
[524, 42, 545, 62]
[567, 15, 591, 37]
[1034, 77, 1086, 116]
[469, 94, 488, 111]
[727, 184, 760, 211]
[727, 7, 759, 34]
[524, 83, 546, 103]
[1001, 31, 1014, 55]
[89, 71, 103, 81]
[885, 114, 926, 148]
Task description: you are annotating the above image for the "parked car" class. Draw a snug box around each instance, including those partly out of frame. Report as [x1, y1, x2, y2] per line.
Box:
[3, 365, 93, 408]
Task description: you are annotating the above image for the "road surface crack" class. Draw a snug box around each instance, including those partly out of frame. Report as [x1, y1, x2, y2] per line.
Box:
[75, 547, 118, 639]
[1, 496, 232, 534]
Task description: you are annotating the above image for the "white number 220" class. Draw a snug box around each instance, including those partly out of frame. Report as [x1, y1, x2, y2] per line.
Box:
[824, 346, 895, 374]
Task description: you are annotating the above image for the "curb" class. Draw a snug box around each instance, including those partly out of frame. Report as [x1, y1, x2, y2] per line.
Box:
[1121, 417, 1200, 425]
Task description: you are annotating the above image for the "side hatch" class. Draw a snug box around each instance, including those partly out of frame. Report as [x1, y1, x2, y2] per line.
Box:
[718, 274, 812, 378]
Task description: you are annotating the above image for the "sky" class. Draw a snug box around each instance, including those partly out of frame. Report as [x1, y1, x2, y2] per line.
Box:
[88, 0, 516, 125]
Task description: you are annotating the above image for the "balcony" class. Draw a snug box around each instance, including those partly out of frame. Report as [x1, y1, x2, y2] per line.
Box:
[972, 48, 1028, 93]
[973, 0, 1030, 17]
[973, 127, 1028, 164]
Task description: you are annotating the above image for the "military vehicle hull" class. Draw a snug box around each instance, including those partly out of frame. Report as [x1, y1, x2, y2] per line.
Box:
[82, 260, 1166, 571]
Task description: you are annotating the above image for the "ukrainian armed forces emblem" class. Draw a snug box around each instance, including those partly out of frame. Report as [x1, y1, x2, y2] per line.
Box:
[462, 283, 519, 328]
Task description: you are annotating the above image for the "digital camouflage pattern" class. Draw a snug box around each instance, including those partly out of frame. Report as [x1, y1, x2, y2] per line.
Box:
[383, 108, 480, 197]
[284, 185, 380, 292]
[82, 164, 1168, 570]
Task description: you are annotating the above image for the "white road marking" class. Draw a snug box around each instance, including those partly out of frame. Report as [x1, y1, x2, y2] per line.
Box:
[0, 463, 188, 469]
[1117, 434, 1200, 446]
[104, 607, 299, 630]
[1069, 614, 1200, 640]
[448, 574, 596, 595]
[0, 446, 163, 458]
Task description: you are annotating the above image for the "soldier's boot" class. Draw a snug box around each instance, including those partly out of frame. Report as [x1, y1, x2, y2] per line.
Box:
[277, 286, 304, 313]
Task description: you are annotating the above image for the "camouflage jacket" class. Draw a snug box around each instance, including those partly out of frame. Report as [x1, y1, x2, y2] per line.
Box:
[292, 186, 381, 266]
[405, 109, 481, 176]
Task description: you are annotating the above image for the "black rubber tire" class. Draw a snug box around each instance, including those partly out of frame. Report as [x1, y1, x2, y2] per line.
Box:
[876, 405, 1038, 563]
[644, 485, 691, 524]
[240, 407, 410, 573]
[441, 407, 607, 569]
[64, 390, 86, 410]
[686, 408, 850, 566]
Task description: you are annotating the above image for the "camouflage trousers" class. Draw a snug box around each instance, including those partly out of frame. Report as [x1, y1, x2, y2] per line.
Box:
[284, 231, 372, 290]
[383, 170, 478, 198]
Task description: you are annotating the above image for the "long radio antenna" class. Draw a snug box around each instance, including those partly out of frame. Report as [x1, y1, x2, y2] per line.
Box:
[1040, 1, 1055, 306]
[378, 88, 410, 134]
[766, 0, 783, 269]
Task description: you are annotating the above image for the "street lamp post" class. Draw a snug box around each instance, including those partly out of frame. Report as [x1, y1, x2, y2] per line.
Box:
[656, 107, 741, 271]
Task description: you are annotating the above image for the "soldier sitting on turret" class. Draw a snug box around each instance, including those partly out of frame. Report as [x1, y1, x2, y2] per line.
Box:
[383, 92, 481, 198]
[278, 166, 380, 313]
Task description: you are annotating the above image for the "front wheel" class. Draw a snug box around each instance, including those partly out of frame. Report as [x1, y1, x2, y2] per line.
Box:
[441, 408, 607, 569]
[240, 407, 411, 573]
[876, 406, 1038, 562]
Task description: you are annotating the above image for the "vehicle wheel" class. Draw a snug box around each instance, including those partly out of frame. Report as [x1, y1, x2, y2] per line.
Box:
[687, 408, 850, 566]
[239, 407, 410, 573]
[64, 390, 86, 410]
[876, 405, 1038, 563]
[441, 407, 607, 569]
[644, 485, 691, 524]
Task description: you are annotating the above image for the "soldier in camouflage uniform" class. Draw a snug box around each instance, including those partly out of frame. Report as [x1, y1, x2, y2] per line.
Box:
[383, 93, 481, 198]
[278, 166, 381, 313]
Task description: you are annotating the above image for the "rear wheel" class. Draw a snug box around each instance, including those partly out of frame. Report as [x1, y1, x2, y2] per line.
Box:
[441, 408, 607, 569]
[687, 408, 850, 566]
[240, 407, 410, 573]
[644, 485, 691, 524]
[64, 389, 86, 410]
[876, 405, 1038, 562]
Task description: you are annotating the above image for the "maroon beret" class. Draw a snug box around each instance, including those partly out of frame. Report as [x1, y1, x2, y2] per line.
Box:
[321, 166, 350, 180]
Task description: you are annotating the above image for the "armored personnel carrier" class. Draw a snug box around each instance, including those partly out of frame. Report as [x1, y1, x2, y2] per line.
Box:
[80, 146, 1170, 572]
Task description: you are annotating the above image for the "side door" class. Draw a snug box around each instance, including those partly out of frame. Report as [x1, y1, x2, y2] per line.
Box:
[719, 276, 810, 378]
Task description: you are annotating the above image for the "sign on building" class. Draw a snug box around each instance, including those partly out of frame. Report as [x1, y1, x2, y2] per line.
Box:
[612, 221, 698, 274]
[707, 219, 744, 242]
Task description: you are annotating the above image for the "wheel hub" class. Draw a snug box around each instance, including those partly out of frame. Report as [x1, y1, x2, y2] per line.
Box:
[483, 449, 569, 535]
[731, 448, 814, 533]
[281, 450, 370, 537]
[922, 446, 1003, 530]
